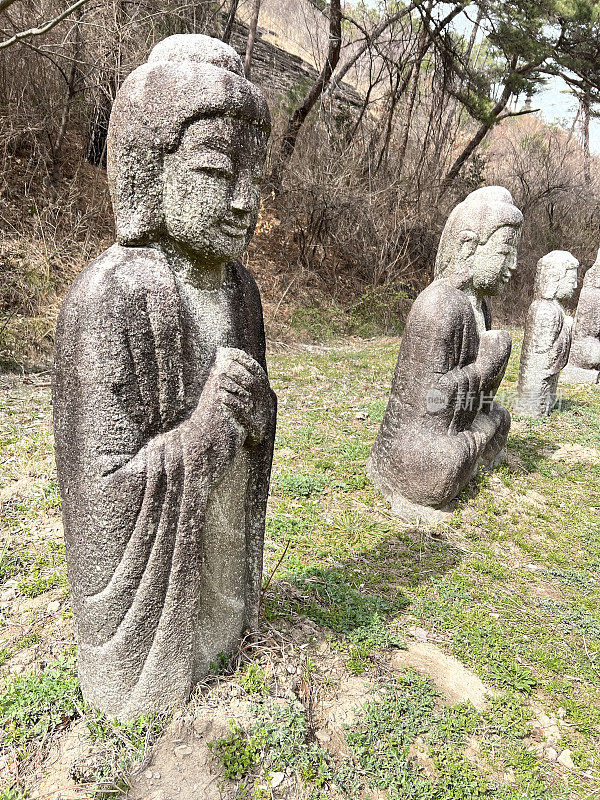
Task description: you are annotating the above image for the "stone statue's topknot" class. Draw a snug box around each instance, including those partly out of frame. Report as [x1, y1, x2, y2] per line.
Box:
[107, 34, 270, 245]
[148, 34, 244, 74]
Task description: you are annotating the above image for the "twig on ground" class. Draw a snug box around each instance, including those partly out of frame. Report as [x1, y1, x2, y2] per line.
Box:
[259, 540, 291, 614]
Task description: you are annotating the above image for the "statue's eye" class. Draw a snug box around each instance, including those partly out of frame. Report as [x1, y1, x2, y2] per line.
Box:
[200, 165, 234, 179]
[190, 152, 234, 179]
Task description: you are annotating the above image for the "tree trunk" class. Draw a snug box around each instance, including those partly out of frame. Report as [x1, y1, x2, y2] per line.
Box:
[222, 0, 240, 44]
[244, 0, 261, 79]
[269, 0, 342, 193]
[54, 7, 83, 165]
[375, 71, 402, 173]
[397, 19, 430, 170]
[581, 92, 591, 187]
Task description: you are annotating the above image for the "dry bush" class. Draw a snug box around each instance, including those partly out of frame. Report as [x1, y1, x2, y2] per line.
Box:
[0, 0, 221, 367]
[261, 55, 485, 336]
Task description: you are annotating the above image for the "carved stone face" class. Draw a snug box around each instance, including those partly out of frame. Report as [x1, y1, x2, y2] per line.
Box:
[470, 226, 521, 297]
[555, 265, 578, 302]
[162, 117, 267, 266]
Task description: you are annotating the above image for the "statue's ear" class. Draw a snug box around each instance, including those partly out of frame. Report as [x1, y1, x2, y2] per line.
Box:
[457, 230, 479, 262]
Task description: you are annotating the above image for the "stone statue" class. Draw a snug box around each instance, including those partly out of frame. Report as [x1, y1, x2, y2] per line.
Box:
[367, 187, 523, 523]
[561, 249, 600, 384]
[52, 35, 277, 720]
[515, 251, 578, 416]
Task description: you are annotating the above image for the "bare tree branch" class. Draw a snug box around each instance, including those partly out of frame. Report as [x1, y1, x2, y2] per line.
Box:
[328, 0, 423, 94]
[0, 0, 90, 51]
[496, 106, 540, 121]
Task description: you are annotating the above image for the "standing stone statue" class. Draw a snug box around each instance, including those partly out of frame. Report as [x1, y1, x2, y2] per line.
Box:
[52, 35, 277, 720]
[367, 187, 523, 523]
[515, 251, 578, 416]
[561, 249, 600, 384]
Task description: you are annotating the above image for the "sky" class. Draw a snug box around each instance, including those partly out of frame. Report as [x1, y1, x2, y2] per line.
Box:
[535, 77, 600, 153]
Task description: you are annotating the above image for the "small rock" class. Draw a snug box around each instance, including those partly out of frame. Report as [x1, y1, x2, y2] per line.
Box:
[277, 447, 295, 458]
[557, 750, 575, 770]
[545, 724, 561, 743]
[526, 564, 541, 572]
[47, 600, 61, 614]
[408, 626, 428, 642]
[153, 772, 161, 779]
[286, 664, 296, 674]
[145, 769, 154, 779]
[1, 588, 16, 602]
[4, 579, 18, 589]
[545, 747, 558, 762]
[557, 707, 566, 719]
[173, 745, 192, 757]
[315, 730, 331, 743]
[355, 411, 368, 420]
[503, 769, 516, 784]
[270, 772, 285, 788]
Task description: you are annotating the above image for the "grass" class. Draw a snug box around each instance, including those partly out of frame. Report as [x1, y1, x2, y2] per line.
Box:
[0, 658, 81, 753]
[1, 332, 600, 797]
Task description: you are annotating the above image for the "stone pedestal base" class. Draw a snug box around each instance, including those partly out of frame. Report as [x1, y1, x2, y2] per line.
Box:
[387, 491, 457, 526]
[366, 457, 456, 527]
[560, 366, 599, 384]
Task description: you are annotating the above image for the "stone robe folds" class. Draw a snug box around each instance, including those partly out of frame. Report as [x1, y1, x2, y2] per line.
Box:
[368, 280, 510, 510]
[53, 245, 276, 719]
[516, 300, 572, 416]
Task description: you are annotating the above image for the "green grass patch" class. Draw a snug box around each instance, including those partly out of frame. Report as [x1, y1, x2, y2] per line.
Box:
[0, 658, 81, 749]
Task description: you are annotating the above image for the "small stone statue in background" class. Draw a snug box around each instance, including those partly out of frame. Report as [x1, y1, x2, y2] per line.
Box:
[561, 249, 600, 384]
[368, 187, 523, 523]
[53, 35, 276, 720]
[516, 251, 578, 416]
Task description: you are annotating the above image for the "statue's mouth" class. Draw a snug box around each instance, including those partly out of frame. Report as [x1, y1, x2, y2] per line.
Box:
[219, 221, 248, 238]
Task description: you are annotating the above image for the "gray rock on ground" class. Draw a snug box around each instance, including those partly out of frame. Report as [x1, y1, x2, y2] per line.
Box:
[516, 250, 578, 416]
[561, 248, 600, 384]
[52, 34, 276, 720]
[367, 186, 523, 524]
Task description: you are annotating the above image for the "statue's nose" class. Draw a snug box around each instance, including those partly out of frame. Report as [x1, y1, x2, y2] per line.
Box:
[231, 173, 255, 213]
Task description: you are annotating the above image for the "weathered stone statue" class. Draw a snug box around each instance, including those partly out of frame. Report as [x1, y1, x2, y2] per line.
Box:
[515, 251, 578, 416]
[367, 187, 523, 523]
[52, 35, 276, 720]
[561, 249, 600, 384]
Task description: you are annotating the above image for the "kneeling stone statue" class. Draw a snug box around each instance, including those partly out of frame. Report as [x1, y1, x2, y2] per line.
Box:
[516, 251, 578, 416]
[367, 187, 523, 523]
[53, 35, 276, 720]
